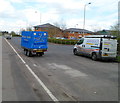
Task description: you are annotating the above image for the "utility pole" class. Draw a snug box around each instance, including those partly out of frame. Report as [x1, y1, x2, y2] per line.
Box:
[83, 2, 91, 36]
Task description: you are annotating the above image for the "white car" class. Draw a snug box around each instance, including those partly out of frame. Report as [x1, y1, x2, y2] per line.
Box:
[5, 34, 11, 39]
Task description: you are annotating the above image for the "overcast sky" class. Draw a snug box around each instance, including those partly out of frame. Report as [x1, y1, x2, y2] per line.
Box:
[0, 0, 119, 33]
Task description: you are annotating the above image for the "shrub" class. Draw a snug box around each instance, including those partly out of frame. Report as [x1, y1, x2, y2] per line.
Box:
[48, 38, 78, 45]
[117, 37, 120, 54]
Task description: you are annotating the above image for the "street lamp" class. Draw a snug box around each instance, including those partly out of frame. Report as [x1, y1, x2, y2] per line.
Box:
[83, 2, 91, 36]
[35, 11, 42, 25]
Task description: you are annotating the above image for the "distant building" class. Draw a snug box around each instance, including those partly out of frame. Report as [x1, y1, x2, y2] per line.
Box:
[34, 23, 54, 31]
[33, 23, 93, 39]
[64, 28, 92, 39]
[33, 23, 63, 37]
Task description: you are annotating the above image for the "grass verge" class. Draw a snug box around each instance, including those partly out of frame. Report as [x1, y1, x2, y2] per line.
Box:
[117, 55, 120, 62]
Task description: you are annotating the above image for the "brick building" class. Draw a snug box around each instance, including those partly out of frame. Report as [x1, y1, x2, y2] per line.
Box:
[33, 23, 92, 39]
[64, 28, 92, 39]
[34, 23, 63, 37]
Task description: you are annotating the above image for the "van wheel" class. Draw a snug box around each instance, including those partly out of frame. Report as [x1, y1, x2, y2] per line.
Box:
[92, 53, 97, 61]
[73, 49, 78, 55]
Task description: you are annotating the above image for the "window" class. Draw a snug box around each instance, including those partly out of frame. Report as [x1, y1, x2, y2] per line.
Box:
[77, 38, 84, 45]
[35, 27, 38, 30]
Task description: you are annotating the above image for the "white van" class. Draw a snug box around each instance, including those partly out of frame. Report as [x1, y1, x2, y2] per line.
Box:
[73, 35, 118, 61]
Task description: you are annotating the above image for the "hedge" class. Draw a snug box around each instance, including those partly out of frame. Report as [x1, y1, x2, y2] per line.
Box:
[48, 38, 78, 45]
[117, 37, 120, 54]
[48, 38, 120, 47]
[12, 34, 22, 37]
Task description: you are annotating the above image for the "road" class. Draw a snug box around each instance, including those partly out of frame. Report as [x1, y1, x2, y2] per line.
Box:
[2, 37, 118, 102]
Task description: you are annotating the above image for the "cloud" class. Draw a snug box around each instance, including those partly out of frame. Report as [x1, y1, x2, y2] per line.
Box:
[0, 19, 27, 32]
[0, 0, 15, 18]
[0, 0, 118, 32]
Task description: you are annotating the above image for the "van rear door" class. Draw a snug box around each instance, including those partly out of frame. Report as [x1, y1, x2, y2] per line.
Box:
[102, 39, 117, 57]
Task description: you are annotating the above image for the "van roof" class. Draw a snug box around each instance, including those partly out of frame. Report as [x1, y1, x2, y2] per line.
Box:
[85, 35, 117, 39]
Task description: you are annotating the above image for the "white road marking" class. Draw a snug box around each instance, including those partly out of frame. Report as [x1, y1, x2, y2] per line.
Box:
[4, 38, 59, 102]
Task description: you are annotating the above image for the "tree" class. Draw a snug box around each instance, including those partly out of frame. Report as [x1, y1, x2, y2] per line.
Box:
[110, 22, 120, 54]
[53, 19, 67, 30]
[26, 27, 32, 31]
[90, 25, 102, 32]
[53, 20, 67, 37]
[10, 31, 16, 36]
[110, 23, 119, 36]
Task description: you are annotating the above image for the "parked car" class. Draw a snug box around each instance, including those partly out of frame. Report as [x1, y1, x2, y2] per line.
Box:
[55, 37, 66, 40]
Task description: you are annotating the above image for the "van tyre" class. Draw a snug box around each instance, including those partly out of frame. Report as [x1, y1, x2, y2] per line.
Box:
[92, 53, 97, 61]
[73, 49, 78, 55]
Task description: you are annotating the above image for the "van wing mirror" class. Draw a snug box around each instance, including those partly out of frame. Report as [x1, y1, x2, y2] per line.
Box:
[77, 42, 81, 45]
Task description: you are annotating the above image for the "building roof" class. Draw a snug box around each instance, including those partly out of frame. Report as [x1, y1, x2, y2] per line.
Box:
[34, 23, 58, 28]
[64, 28, 92, 33]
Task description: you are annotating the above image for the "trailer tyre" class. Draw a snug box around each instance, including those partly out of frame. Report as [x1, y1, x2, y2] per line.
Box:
[37, 52, 44, 56]
[27, 51, 32, 57]
[92, 53, 97, 61]
[24, 49, 27, 56]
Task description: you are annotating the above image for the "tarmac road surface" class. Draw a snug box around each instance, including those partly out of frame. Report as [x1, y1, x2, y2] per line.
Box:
[2, 37, 118, 102]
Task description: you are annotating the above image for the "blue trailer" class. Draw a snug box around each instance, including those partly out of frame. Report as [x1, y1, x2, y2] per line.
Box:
[21, 31, 48, 57]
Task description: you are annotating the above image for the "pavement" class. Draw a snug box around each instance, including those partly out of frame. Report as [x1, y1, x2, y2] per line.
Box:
[2, 37, 118, 102]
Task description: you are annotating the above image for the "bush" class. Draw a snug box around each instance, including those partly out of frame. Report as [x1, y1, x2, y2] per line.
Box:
[117, 55, 120, 62]
[117, 37, 120, 54]
[48, 38, 78, 45]
[12, 34, 21, 37]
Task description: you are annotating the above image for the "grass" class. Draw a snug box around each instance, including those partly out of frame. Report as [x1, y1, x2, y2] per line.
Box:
[117, 55, 120, 62]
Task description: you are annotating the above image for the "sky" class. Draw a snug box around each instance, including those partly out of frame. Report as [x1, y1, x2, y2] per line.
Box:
[0, 0, 119, 33]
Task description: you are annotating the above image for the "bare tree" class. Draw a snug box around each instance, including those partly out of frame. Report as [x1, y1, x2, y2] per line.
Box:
[90, 25, 102, 32]
[110, 22, 119, 36]
[53, 20, 67, 37]
[53, 19, 67, 30]
[26, 26, 33, 31]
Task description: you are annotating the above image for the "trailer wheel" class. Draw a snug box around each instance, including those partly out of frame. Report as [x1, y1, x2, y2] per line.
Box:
[27, 51, 32, 57]
[24, 49, 27, 56]
[92, 53, 97, 61]
[37, 52, 44, 56]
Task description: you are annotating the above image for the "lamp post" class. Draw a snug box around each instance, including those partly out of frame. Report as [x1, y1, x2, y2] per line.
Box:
[83, 2, 91, 36]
